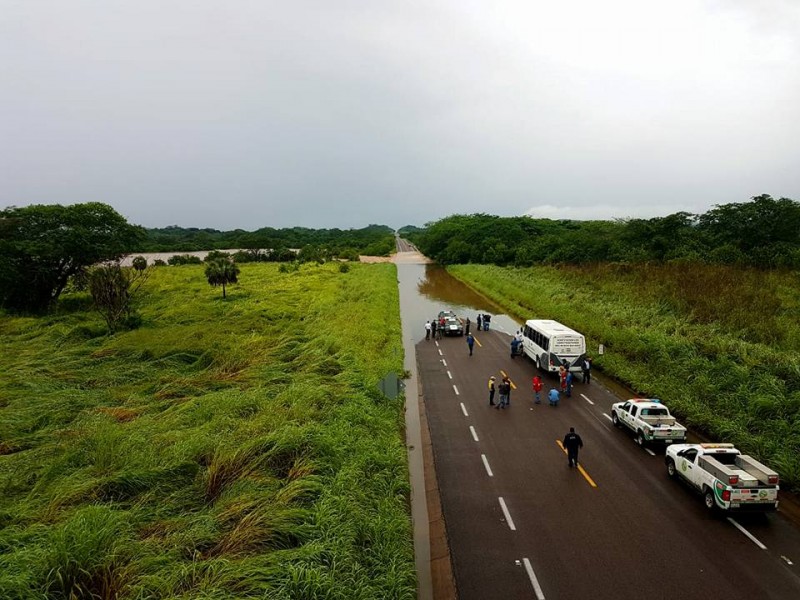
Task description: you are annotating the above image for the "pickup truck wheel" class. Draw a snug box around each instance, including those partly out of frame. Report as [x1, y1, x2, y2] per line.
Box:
[611, 412, 621, 428]
[636, 431, 646, 447]
[666, 459, 676, 478]
[703, 489, 717, 511]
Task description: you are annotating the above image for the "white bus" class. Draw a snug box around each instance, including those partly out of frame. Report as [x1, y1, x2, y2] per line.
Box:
[521, 319, 586, 373]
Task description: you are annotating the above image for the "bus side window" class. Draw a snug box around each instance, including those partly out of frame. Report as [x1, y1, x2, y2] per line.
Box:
[543, 336, 549, 351]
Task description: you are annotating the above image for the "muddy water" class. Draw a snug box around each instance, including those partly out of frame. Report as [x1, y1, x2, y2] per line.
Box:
[399, 263, 524, 343]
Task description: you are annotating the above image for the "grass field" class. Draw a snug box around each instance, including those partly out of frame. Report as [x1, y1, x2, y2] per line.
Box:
[449, 263, 800, 491]
[0, 262, 414, 599]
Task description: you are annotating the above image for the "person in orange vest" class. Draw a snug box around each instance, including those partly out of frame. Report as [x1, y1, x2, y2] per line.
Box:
[532, 375, 543, 404]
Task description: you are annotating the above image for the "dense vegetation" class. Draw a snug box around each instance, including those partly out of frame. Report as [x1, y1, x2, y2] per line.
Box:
[407, 195, 800, 269]
[139, 224, 396, 257]
[448, 263, 800, 491]
[0, 204, 144, 312]
[0, 262, 414, 599]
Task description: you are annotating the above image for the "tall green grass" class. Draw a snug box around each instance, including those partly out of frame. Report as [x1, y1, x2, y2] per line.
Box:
[449, 263, 800, 491]
[0, 262, 414, 599]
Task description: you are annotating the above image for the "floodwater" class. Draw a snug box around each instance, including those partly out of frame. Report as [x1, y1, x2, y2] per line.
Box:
[398, 263, 524, 344]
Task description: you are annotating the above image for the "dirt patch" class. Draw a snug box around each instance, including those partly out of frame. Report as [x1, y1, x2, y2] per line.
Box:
[359, 255, 394, 263]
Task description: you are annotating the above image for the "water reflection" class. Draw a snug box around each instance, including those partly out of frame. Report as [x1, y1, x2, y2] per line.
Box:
[398, 263, 524, 345]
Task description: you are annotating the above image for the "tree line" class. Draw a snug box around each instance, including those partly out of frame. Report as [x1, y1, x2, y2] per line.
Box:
[139, 223, 396, 257]
[406, 195, 800, 269]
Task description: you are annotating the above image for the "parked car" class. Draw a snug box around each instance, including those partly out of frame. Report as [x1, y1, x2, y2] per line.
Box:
[443, 317, 464, 336]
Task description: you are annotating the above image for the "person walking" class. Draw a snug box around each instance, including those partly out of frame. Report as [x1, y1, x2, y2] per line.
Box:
[466, 333, 475, 356]
[565, 371, 574, 398]
[510, 337, 520, 358]
[488, 375, 496, 406]
[532, 375, 543, 404]
[582, 356, 592, 384]
[477, 314, 483, 331]
[425, 321, 431, 340]
[563, 427, 584, 468]
[465, 318, 471, 335]
[496, 377, 511, 409]
[548, 387, 560, 407]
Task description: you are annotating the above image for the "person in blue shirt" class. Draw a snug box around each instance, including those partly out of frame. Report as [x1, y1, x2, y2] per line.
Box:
[548, 387, 560, 407]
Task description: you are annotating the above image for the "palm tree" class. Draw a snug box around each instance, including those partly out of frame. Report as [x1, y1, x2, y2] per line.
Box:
[205, 258, 240, 299]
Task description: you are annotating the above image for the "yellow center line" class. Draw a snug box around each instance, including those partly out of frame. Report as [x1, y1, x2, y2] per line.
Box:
[556, 440, 598, 488]
[499, 370, 517, 390]
[473, 336, 482, 347]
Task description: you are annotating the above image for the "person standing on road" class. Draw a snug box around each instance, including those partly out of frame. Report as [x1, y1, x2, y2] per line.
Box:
[425, 321, 431, 340]
[559, 364, 568, 394]
[565, 371, 574, 398]
[466, 333, 475, 356]
[430, 319, 437, 340]
[548, 387, 560, 407]
[532, 375, 543, 404]
[477, 314, 482, 331]
[437, 317, 444, 340]
[510, 337, 520, 358]
[563, 427, 584, 468]
[496, 377, 511, 409]
[465, 318, 471, 336]
[582, 356, 592, 384]
[488, 375, 496, 406]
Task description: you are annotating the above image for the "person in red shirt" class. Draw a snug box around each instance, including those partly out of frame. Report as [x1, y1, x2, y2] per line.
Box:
[532, 375, 543, 404]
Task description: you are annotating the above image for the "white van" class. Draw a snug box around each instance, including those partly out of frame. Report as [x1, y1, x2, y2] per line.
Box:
[522, 319, 586, 373]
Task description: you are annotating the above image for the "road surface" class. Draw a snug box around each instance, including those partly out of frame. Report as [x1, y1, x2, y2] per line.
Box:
[418, 327, 800, 599]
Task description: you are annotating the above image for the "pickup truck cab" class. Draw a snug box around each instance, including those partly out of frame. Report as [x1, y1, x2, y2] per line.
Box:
[666, 443, 779, 512]
[611, 399, 687, 447]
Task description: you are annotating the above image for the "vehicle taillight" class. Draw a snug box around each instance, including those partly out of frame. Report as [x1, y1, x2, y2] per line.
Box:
[768, 475, 779, 485]
[722, 490, 731, 502]
[728, 475, 738, 485]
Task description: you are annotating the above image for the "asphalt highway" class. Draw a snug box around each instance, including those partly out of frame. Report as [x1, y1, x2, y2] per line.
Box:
[419, 327, 800, 599]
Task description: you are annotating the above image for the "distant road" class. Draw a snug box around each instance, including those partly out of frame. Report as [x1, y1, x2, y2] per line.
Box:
[418, 328, 800, 599]
[395, 236, 417, 253]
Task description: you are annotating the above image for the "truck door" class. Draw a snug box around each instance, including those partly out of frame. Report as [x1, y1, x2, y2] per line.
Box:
[626, 405, 638, 429]
[679, 448, 699, 486]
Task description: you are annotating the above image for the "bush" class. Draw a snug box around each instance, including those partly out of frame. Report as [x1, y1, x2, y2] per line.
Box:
[167, 255, 202, 266]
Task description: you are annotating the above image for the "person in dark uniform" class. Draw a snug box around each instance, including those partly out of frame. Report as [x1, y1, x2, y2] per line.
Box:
[430, 319, 437, 340]
[465, 318, 471, 335]
[563, 427, 583, 468]
[477, 314, 483, 330]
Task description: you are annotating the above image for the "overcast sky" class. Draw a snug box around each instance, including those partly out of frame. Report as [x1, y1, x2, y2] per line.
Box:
[1, 1, 799, 230]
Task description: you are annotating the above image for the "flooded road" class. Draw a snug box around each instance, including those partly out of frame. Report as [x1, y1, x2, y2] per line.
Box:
[400, 263, 524, 343]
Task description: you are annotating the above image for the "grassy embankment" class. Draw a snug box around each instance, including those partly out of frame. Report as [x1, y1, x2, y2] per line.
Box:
[449, 263, 800, 491]
[0, 263, 414, 599]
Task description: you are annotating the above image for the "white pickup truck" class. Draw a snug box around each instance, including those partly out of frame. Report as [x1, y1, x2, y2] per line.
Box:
[666, 443, 780, 512]
[611, 399, 687, 447]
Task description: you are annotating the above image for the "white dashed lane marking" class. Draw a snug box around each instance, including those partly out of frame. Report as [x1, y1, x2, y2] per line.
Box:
[498, 497, 516, 531]
[522, 558, 546, 600]
[470, 426, 479, 442]
[481, 454, 494, 477]
[460, 403, 469, 417]
[728, 518, 767, 550]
